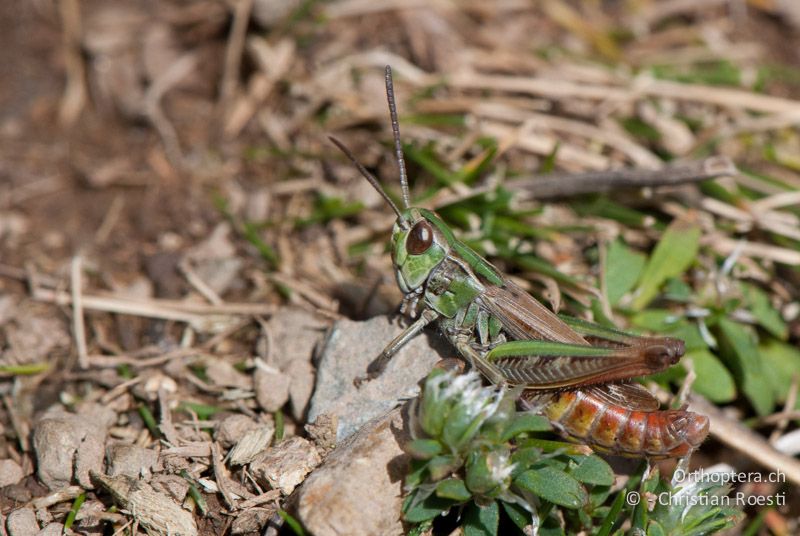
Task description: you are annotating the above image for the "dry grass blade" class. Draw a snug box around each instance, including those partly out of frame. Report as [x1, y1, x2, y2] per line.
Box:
[689, 395, 800, 486]
[507, 156, 736, 199]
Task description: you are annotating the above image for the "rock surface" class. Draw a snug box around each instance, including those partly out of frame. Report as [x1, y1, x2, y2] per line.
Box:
[91, 472, 197, 536]
[6, 507, 38, 536]
[33, 404, 115, 490]
[308, 315, 447, 440]
[0, 459, 24, 487]
[107, 444, 159, 479]
[295, 407, 410, 536]
[256, 308, 327, 419]
[250, 436, 321, 495]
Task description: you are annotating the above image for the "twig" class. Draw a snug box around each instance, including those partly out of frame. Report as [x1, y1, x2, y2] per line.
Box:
[760, 410, 800, 425]
[219, 0, 254, 110]
[449, 71, 800, 114]
[769, 374, 799, 444]
[95, 195, 125, 244]
[473, 102, 661, 168]
[29, 486, 84, 509]
[238, 489, 282, 509]
[158, 387, 180, 446]
[635, 0, 729, 27]
[269, 273, 339, 313]
[143, 52, 198, 169]
[210, 442, 237, 511]
[481, 121, 609, 170]
[71, 256, 88, 369]
[224, 37, 295, 137]
[505, 155, 736, 199]
[687, 394, 800, 486]
[2, 395, 30, 452]
[179, 259, 224, 306]
[32, 287, 275, 319]
[85, 348, 203, 369]
[703, 235, 800, 266]
[58, 0, 86, 125]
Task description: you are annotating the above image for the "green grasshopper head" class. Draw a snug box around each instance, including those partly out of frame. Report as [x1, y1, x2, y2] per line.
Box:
[390, 208, 448, 293]
[330, 65, 452, 294]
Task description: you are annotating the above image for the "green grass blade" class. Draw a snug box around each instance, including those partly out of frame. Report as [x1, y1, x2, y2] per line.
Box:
[630, 217, 701, 310]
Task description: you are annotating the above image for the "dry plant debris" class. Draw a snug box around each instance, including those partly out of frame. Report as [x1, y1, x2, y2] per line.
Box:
[1, 0, 800, 534]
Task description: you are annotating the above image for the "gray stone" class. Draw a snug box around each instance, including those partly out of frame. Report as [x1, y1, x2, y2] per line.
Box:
[295, 407, 410, 536]
[215, 414, 261, 448]
[261, 307, 327, 420]
[6, 508, 38, 536]
[91, 472, 197, 536]
[308, 315, 446, 440]
[0, 459, 24, 487]
[107, 444, 158, 479]
[250, 436, 321, 495]
[36, 523, 64, 536]
[231, 508, 274, 535]
[228, 425, 275, 466]
[206, 359, 251, 390]
[254, 366, 291, 412]
[33, 404, 113, 490]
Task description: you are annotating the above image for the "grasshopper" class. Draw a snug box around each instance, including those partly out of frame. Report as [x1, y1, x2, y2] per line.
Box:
[329, 66, 708, 459]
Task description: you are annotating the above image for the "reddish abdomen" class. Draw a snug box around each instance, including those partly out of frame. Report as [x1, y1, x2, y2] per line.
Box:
[526, 390, 709, 459]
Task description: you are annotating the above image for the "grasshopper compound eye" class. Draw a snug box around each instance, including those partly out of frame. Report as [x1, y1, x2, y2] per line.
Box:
[407, 220, 433, 254]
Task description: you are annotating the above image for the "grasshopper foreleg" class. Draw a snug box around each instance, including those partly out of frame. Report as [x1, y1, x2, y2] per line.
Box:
[355, 308, 439, 386]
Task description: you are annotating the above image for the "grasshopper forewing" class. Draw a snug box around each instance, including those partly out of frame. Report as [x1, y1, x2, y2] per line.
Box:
[329, 66, 708, 459]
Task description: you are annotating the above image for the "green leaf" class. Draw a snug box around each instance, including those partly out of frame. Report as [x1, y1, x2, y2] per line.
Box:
[517, 438, 590, 455]
[742, 283, 787, 340]
[760, 339, 800, 406]
[630, 218, 701, 310]
[63, 493, 86, 532]
[502, 501, 532, 531]
[605, 239, 646, 305]
[179, 402, 224, 420]
[403, 493, 456, 523]
[514, 467, 588, 509]
[511, 446, 543, 469]
[427, 454, 463, 481]
[436, 478, 471, 502]
[405, 459, 428, 490]
[662, 277, 693, 302]
[406, 520, 433, 536]
[686, 349, 736, 403]
[647, 520, 667, 536]
[0, 362, 49, 375]
[630, 311, 707, 350]
[500, 413, 552, 441]
[717, 318, 774, 416]
[588, 484, 612, 509]
[406, 439, 443, 460]
[596, 486, 628, 536]
[463, 500, 499, 536]
[278, 510, 306, 536]
[567, 455, 614, 486]
[541, 141, 560, 173]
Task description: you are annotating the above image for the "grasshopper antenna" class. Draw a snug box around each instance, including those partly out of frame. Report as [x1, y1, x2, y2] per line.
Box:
[328, 136, 409, 228]
[384, 65, 411, 209]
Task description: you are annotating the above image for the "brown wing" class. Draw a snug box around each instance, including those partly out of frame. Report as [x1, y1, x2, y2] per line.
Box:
[490, 346, 673, 390]
[479, 278, 587, 345]
[518, 383, 661, 412]
[479, 278, 681, 390]
[583, 383, 661, 411]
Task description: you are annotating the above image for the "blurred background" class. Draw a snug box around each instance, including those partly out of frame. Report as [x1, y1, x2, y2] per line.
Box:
[2, 0, 800, 534]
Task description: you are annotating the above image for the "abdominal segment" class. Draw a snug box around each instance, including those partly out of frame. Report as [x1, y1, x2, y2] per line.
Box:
[521, 388, 709, 459]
